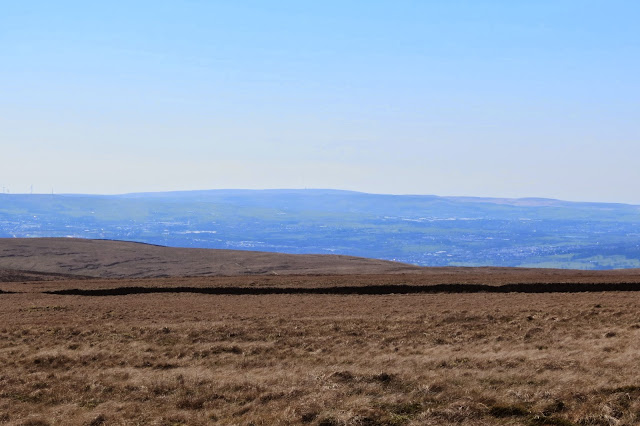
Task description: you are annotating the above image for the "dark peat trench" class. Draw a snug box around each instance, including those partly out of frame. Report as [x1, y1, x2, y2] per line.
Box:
[42, 282, 640, 296]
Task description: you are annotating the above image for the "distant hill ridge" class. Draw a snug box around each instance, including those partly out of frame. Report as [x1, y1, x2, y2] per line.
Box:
[1, 189, 639, 269]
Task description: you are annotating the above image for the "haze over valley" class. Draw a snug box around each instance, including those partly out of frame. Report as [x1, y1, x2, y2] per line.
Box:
[1, 189, 639, 270]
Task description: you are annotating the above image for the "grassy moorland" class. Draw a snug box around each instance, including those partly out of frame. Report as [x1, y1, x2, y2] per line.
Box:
[2, 274, 640, 425]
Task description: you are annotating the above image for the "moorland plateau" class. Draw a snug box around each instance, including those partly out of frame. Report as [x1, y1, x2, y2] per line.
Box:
[2, 239, 640, 424]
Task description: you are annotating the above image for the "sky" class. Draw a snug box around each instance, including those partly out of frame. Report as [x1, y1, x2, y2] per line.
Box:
[1, 1, 639, 203]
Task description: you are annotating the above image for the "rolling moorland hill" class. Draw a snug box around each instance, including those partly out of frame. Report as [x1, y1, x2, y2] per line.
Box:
[0, 238, 422, 278]
[1, 189, 639, 269]
[1, 238, 640, 288]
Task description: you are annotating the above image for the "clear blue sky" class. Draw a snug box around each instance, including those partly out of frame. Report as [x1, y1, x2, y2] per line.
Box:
[2, 1, 639, 203]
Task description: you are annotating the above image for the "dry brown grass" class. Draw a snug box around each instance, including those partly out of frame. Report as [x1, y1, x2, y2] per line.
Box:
[2, 277, 640, 425]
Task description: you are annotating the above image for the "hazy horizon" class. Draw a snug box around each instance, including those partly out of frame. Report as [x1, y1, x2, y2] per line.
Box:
[2, 187, 640, 207]
[3, 1, 639, 204]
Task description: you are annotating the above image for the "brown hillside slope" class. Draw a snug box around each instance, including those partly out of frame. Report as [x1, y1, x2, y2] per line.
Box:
[2, 238, 640, 285]
[0, 238, 423, 278]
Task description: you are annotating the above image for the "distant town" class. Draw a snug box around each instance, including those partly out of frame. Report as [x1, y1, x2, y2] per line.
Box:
[1, 190, 639, 269]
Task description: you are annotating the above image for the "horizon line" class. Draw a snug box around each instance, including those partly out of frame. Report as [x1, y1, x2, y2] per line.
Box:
[0, 188, 638, 207]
